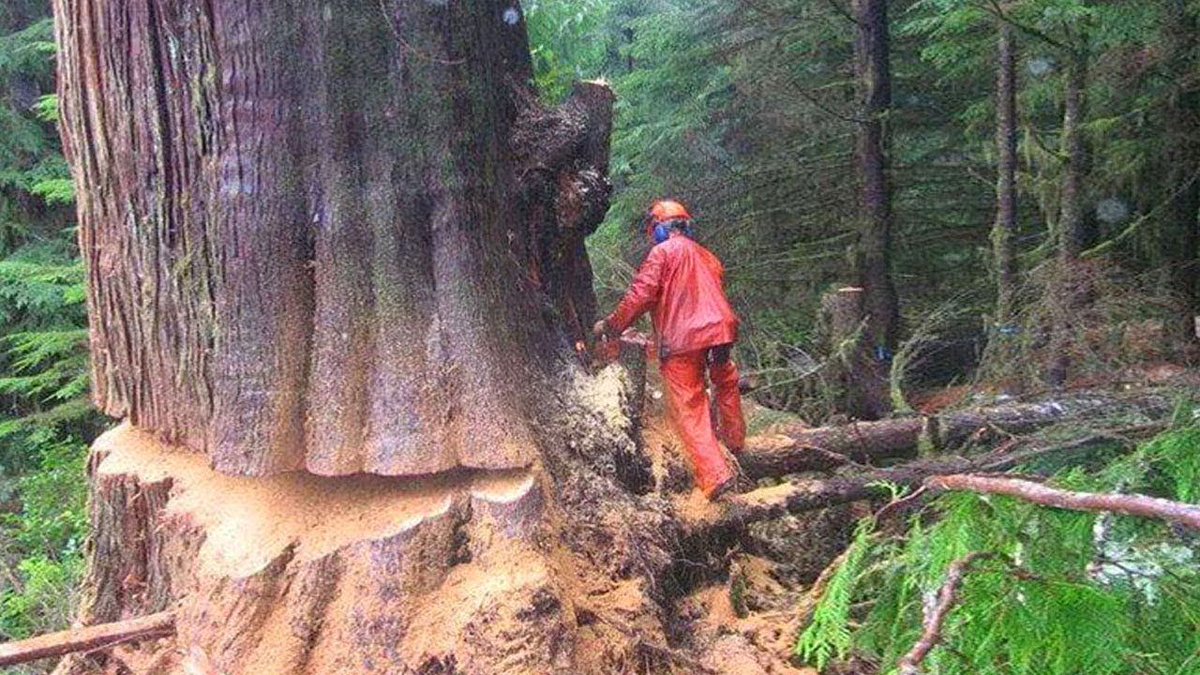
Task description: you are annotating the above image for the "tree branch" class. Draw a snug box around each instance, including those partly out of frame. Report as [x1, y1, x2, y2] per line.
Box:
[896, 553, 999, 674]
[684, 429, 1145, 537]
[0, 611, 175, 668]
[925, 474, 1200, 530]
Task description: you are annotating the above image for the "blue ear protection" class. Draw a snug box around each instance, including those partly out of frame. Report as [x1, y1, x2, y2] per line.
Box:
[651, 219, 694, 245]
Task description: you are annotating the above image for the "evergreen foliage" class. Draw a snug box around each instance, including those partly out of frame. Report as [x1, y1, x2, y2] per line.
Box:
[540, 0, 1200, 412]
[797, 426, 1200, 674]
[0, 0, 97, 650]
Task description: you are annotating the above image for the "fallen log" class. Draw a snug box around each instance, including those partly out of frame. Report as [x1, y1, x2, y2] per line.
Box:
[687, 428, 1155, 536]
[738, 390, 1173, 479]
[0, 610, 174, 668]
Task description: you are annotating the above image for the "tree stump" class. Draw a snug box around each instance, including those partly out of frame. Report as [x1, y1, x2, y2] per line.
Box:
[820, 286, 890, 420]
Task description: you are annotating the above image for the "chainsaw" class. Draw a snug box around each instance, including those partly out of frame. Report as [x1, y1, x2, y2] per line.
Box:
[574, 330, 650, 374]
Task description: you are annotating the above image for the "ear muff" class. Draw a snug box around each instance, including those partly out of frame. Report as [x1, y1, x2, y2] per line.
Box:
[653, 223, 672, 245]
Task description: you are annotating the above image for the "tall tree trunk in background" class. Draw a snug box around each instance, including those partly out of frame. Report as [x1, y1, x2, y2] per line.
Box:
[992, 22, 1019, 342]
[53, 2, 679, 672]
[1058, 50, 1089, 260]
[1162, 0, 1200, 360]
[1046, 43, 1089, 387]
[851, 0, 897, 419]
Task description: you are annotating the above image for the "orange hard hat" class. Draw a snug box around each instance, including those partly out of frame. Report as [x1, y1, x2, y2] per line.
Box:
[649, 199, 692, 224]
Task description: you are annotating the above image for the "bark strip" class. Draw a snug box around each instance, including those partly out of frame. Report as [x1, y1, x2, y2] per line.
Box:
[0, 611, 175, 667]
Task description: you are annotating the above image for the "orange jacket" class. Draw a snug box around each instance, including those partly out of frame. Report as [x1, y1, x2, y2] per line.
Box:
[607, 233, 739, 356]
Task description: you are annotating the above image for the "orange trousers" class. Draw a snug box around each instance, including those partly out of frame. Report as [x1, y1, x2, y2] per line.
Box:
[660, 346, 746, 497]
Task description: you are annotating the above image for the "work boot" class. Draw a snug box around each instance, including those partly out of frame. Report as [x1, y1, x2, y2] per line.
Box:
[707, 475, 737, 501]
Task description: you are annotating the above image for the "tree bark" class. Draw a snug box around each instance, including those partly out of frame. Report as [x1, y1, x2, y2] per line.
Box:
[54, 3, 685, 673]
[1046, 41, 1090, 387]
[852, 0, 899, 411]
[1058, 48, 1089, 261]
[1161, 0, 1200, 360]
[55, 0, 611, 477]
[821, 286, 889, 419]
[992, 21, 1019, 339]
[737, 390, 1171, 479]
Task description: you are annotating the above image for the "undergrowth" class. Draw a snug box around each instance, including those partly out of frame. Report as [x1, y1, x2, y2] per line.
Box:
[797, 425, 1200, 674]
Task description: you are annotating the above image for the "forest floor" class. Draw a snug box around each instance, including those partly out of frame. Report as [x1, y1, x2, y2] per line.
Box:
[630, 356, 1200, 675]
[34, 357, 1198, 675]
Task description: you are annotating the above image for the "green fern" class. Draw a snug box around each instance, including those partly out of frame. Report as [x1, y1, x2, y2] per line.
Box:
[795, 517, 876, 669]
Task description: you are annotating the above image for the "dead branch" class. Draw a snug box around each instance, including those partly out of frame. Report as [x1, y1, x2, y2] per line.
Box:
[737, 390, 1172, 479]
[925, 474, 1200, 530]
[896, 552, 998, 674]
[0, 611, 175, 667]
[684, 429, 1148, 537]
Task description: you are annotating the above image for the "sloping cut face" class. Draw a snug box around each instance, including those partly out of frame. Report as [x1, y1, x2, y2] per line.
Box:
[55, 0, 611, 476]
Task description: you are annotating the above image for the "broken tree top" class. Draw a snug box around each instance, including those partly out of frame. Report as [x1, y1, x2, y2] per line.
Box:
[57, 0, 615, 477]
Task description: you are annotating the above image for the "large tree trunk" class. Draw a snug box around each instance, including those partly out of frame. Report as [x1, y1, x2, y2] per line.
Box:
[851, 0, 897, 419]
[54, 3, 682, 673]
[56, 0, 610, 477]
[1162, 0, 1200, 360]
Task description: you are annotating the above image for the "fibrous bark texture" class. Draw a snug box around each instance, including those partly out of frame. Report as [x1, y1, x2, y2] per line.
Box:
[738, 389, 1173, 478]
[55, 0, 612, 477]
[852, 0, 899, 367]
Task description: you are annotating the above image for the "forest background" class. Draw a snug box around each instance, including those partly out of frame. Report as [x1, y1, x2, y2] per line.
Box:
[1, 0, 1198, 671]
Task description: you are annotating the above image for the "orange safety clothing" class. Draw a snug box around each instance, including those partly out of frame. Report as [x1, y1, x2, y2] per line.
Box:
[607, 233, 739, 357]
[661, 348, 741, 497]
[649, 200, 692, 223]
[708, 349, 746, 452]
[604, 226, 745, 499]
